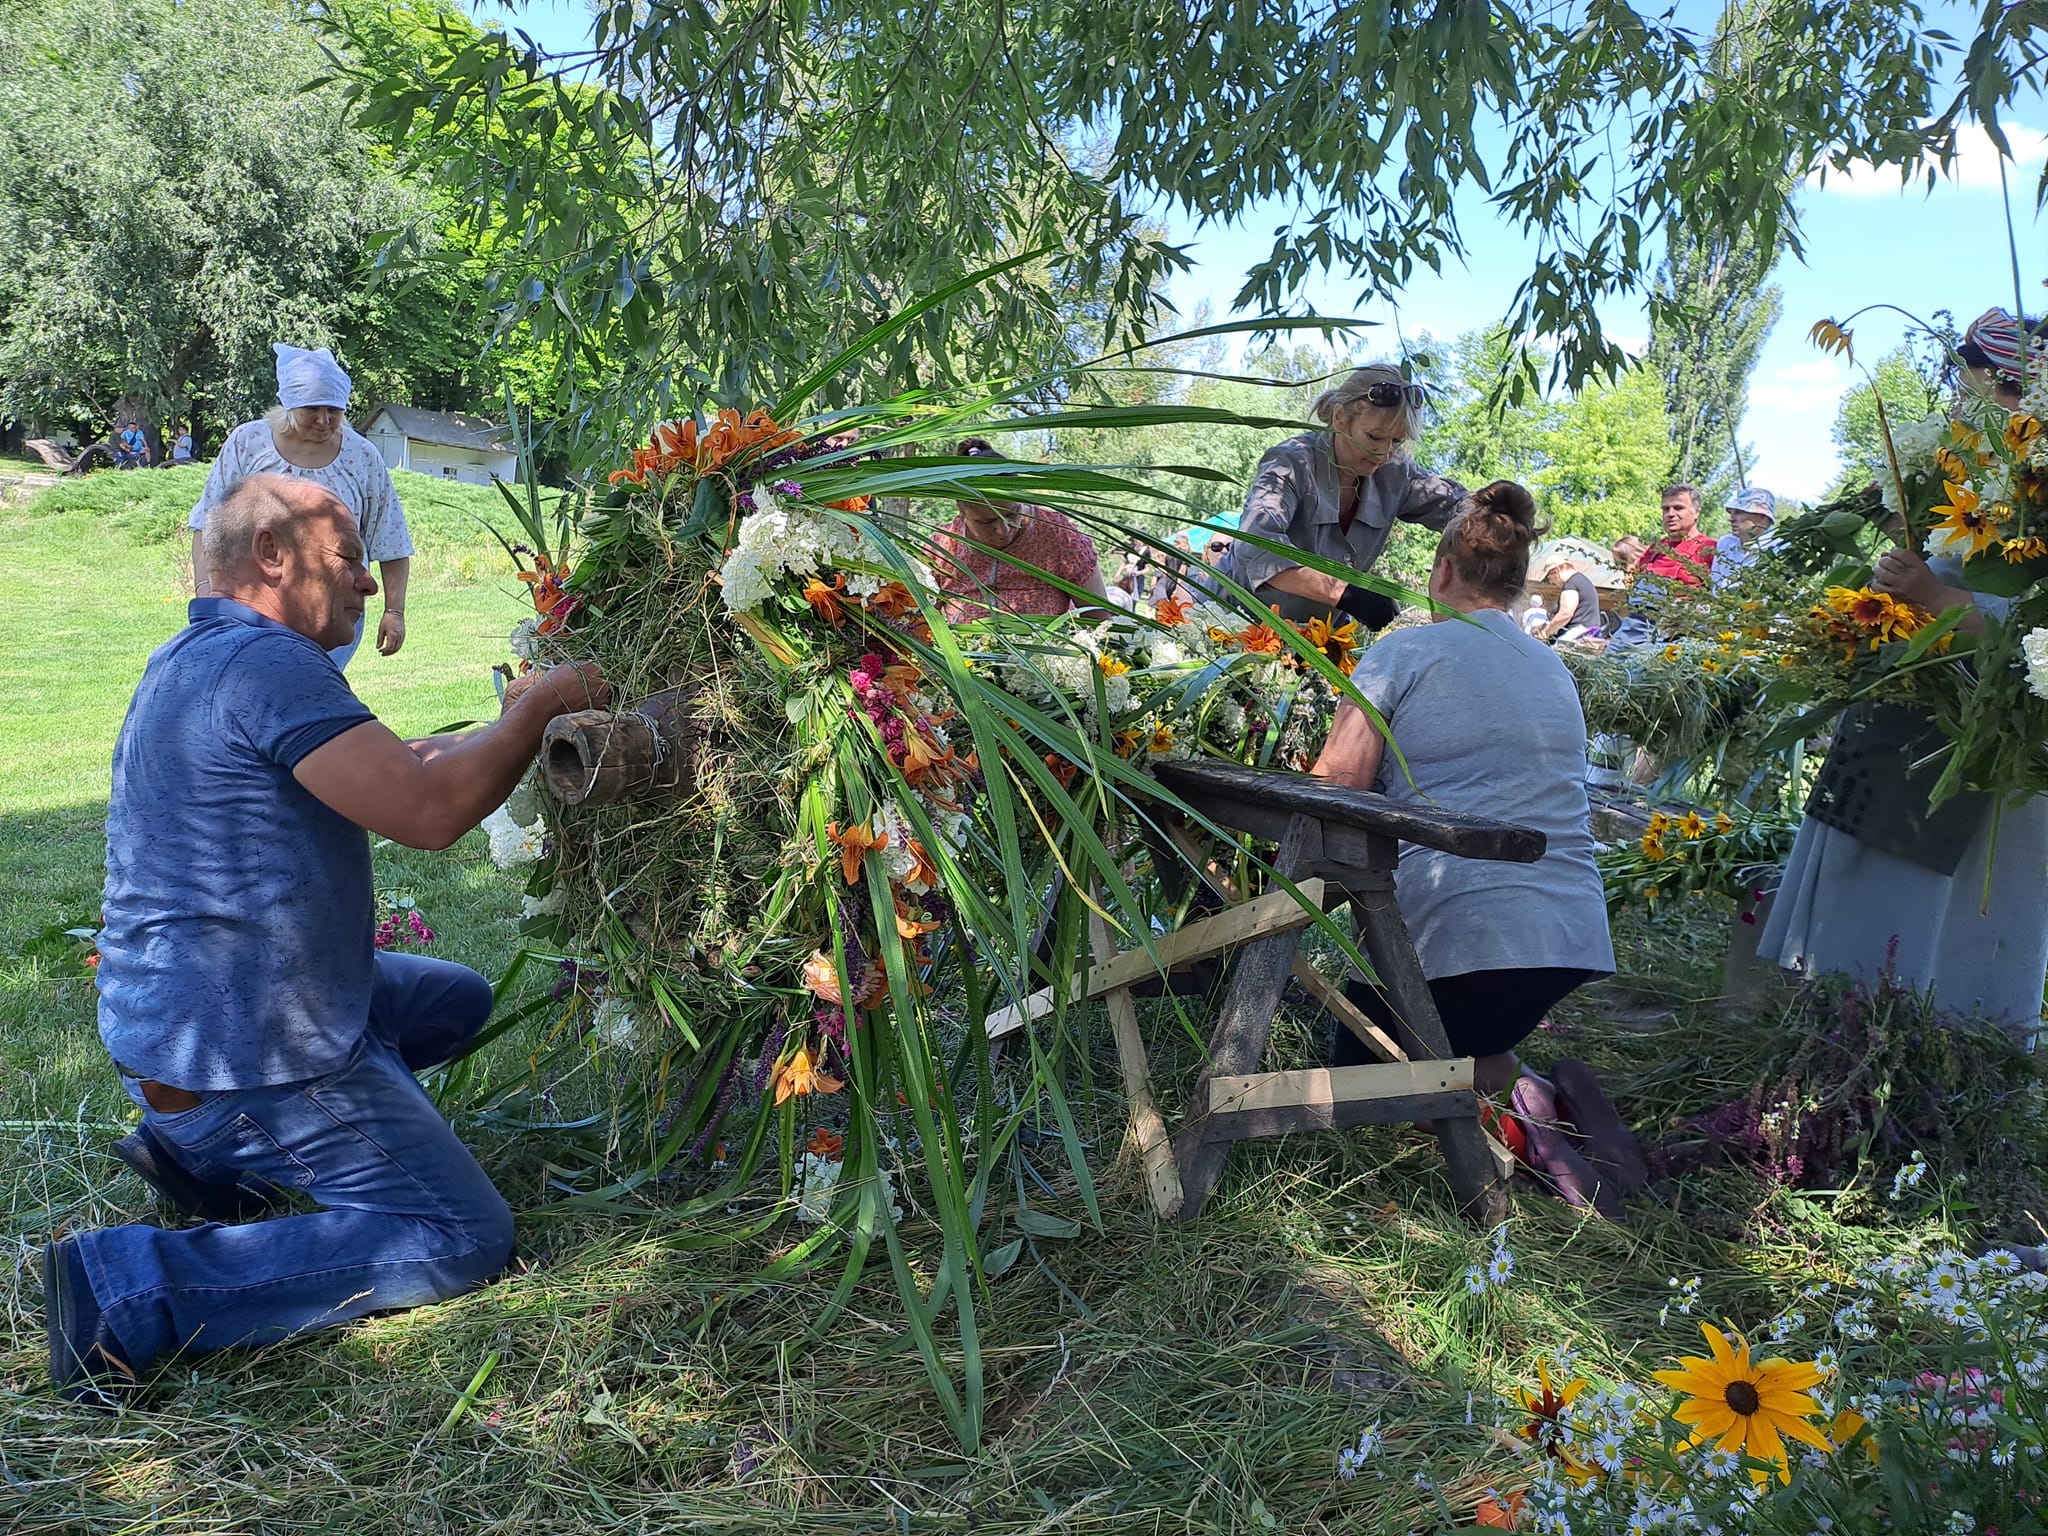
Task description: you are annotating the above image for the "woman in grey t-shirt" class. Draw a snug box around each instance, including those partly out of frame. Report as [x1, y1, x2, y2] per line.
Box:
[1310, 481, 1615, 1096]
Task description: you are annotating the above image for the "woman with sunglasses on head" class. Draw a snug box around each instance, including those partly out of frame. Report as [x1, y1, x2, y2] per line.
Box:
[1223, 364, 1465, 629]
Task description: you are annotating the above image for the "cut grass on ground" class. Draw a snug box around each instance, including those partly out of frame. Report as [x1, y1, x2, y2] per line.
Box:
[1, 497, 2040, 1533]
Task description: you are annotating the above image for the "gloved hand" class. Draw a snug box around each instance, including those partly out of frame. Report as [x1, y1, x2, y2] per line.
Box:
[1335, 584, 1397, 630]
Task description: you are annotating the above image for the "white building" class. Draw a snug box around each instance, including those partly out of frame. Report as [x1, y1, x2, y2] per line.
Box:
[360, 404, 516, 486]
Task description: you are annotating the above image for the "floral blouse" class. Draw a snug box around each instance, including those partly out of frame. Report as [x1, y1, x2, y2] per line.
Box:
[932, 505, 1101, 621]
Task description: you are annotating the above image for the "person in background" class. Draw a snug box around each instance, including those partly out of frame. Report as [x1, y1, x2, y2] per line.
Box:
[1538, 556, 1602, 642]
[163, 422, 196, 467]
[1609, 534, 1647, 576]
[1224, 363, 1465, 628]
[1310, 481, 1630, 1213]
[1636, 484, 1717, 587]
[114, 422, 150, 470]
[1711, 486, 1777, 588]
[190, 345, 411, 668]
[931, 437, 1113, 622]
[1761, 307, 2048, 1040]
[46, 474, 609, 1404]
[1606, 487, 1716, 650]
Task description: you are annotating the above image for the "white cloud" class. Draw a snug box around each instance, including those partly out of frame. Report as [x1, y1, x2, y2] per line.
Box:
[1747, 358, 1850, 417]
[1811, 123, 2048, 198]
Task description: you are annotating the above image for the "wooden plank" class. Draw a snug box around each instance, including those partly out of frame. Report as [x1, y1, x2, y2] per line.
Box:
[1152, 759, 1546, 864]
[984, 881, 1327, 1040]
[1161, 821, 1245, 904]
[1205, 1090, 1479, 1143]
[1174, 813, 1323, 1218]
[1091, 907, 1183, 1220]
[1165, 791, 1395, 876]
[1207, 1058, 1474, 1116]
[1289, 959, 1408, 1064]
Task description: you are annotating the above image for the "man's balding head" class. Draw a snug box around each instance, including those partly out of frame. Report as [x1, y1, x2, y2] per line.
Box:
[205, 474, 373, 650]
[202, 474, 352, 582]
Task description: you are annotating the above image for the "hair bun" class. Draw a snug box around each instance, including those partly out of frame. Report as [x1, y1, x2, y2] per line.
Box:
[1436, 479, 1547, 599]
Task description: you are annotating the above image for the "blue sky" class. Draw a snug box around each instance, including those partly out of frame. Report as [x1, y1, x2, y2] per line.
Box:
[480, 1, 2044, 501]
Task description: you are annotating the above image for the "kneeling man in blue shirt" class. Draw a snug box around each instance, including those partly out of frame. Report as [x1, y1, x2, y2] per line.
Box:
[47, 472, 608, 1402]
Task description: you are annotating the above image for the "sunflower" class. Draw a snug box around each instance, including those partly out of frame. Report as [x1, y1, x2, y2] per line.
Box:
[1301, 614, 1362, 670]
[1676, 811, 1708, 840]
[1930, 482, 2002, 557]
[1714, 812, 1735, 834]
[1824, 586, 1922, 643]
[2007, 414, 2045, 458]
[1652, 1324, 1831, 1481]
[2001, 536, 2048, 564]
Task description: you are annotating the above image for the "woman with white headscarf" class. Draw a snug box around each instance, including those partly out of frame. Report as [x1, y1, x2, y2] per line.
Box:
[189, 344, 413, 666]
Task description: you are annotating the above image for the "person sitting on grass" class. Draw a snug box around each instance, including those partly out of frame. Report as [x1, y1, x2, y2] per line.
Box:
[1310, 481, 1643, 1216]
[46, 473, 608, 1405]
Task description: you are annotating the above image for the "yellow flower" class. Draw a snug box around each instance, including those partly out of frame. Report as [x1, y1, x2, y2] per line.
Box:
[1825, 585, 1923, 642]
[1097, 655, 1132, 677]
[1930, 482, 2001, 557]
[1646, 811, 1673, 837]
[1301, 614, 1361, 670]
[1714, 812, 1735, 834]
[772, 1041, 845, 1105]
[1827, 1408, 1880, 1465]
[1677, 811, 1708, 839]
[2001, 536, 2048, 564]
[1653, 1323, 1831, 1482]
[1661, 644, 1682, 661]
[1642, 835, 1668, 862]
[2006, 414, 2045, 458]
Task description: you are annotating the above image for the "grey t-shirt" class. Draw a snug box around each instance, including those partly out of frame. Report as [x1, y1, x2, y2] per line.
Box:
[1350, 608, 1616, 980]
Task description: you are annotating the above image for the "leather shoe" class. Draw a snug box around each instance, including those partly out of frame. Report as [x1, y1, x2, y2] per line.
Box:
[44, 1239, 137, 1407]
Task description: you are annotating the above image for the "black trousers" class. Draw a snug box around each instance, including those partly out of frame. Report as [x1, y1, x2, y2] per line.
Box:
[1334, 967, 1602, 1065]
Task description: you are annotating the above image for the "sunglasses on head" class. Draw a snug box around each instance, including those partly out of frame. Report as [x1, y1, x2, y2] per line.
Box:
[1362, 381, 1428, 410]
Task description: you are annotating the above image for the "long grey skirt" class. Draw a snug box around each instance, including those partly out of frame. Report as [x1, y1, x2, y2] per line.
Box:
[1760, 797, 2048, 1031]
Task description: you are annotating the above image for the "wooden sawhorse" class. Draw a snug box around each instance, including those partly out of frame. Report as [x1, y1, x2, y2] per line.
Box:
[988, 760, 1545, 1224]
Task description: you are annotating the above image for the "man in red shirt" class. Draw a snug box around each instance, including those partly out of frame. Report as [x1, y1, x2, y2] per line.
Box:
[1634, 484, 1716, 587]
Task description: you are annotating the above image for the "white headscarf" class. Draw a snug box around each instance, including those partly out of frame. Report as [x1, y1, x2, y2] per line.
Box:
[274, 343, 353, 411]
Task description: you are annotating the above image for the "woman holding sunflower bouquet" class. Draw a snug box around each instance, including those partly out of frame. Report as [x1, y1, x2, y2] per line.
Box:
[1761, 308, 2048, 1036]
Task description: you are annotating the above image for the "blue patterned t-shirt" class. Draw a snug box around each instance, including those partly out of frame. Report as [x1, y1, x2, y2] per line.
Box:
[98, 600, 377, 1089]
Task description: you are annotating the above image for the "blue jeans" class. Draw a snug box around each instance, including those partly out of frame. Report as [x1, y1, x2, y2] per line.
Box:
[78, 953, 510, 1375]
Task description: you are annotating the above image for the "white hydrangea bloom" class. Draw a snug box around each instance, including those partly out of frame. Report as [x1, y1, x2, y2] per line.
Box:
[716, 487, 875, 613]
[483, 805, 545, 870]
[591, 996, 636, 1047]
[2020, 627, 2048, 702]
[520, 888, 567, 919]
[509, 617, 541, 661]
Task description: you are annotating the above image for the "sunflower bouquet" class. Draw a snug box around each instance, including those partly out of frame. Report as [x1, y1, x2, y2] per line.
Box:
[1597, 805, 1798, 915]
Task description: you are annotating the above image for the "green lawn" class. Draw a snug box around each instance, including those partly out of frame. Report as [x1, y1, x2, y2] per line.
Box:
[0, 483, 2040, 1532]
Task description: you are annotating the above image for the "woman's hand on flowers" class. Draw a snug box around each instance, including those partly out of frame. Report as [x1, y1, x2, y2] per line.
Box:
[1873, 549, 1945, 609]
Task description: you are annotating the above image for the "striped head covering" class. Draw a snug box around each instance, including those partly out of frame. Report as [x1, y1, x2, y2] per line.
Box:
[1964, 308, 2027, 376]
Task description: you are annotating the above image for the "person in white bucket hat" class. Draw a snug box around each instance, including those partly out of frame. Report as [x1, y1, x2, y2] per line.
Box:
[1710, 485, 1776, 588]
[188, 344, 414, 667]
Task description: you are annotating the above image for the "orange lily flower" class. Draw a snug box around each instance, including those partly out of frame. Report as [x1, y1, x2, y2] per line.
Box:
[879, 660, 923, 695]
[827, 820, 890, 884]
[867, 581, 919, 618]
[1043, 752, 1079, 789]
[826, 495, 873, 513]
[893, 895, 943, 939]
[1236, 623, 1284, 655]
[901, 836, 940, 891]
[803, 573, 848, 627]
[805, 1126, 844, 1160]
[607, 410, 802, 485]
[772, 1042, 844, 1105]
[1156, 597, 1191, 626]
[901, 730, 956, 787]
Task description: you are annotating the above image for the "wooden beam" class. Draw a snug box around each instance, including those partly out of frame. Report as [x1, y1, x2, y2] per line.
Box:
[1152, 759, 1546, 863]
[1207, 1058, 1474, 1117]
[1205, 1090, 1479, 1143]
[982, 881, 1327, 1040]
[1289, 959, 1408, 1064]
[1091, 907, 1183, 1220]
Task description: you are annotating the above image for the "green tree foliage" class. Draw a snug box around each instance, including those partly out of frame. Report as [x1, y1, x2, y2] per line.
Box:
[1533, 366, 1678, 544]
[1646, 223, 1784, 503]
[0, 0, 555, 442]
[323, 0, 2034, 462]
[0, 0, 411, 435]
[1828, 345, 1941, 499]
